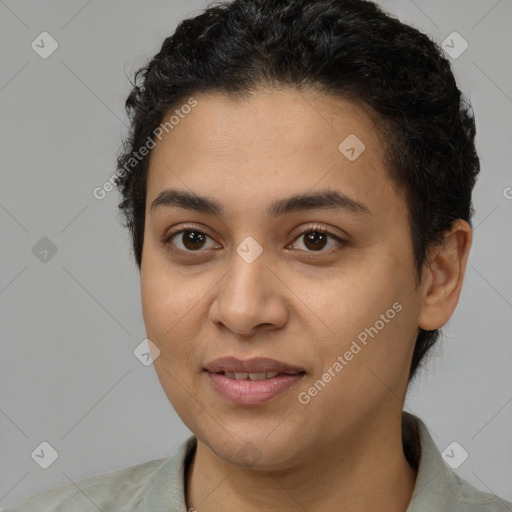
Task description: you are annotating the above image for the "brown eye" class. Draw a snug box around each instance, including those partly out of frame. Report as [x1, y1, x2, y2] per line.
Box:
[180, 230, 207, 250]
[164, 224, 346, 256]
[165, 229, 218, 252]
[290, 227, 346, 253]
[302, 231, 329, 251]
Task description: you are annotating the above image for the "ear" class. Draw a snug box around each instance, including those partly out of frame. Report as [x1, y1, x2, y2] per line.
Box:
[417, 220, 473, 331]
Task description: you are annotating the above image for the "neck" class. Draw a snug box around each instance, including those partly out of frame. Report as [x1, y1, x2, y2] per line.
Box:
[185, 411, 417, 512]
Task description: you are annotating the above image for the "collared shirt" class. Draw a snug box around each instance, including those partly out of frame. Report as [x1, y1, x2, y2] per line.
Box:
[6, 412, 511, 511]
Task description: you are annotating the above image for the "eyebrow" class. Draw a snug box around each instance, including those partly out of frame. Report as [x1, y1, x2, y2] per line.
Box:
[150, 188, 372, 218]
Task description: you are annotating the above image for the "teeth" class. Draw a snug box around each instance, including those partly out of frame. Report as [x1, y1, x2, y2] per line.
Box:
[247, 372, 269, 381]
[224, 371, 280, 380]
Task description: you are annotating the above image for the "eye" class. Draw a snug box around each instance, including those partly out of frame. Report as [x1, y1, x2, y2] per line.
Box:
[163, 224, 347, 254]
[164, 226, 219, 252]
[288, 225, 346, 253]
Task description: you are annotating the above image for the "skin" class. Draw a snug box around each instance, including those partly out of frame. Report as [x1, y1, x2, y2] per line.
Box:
[140, 87, 472, 512]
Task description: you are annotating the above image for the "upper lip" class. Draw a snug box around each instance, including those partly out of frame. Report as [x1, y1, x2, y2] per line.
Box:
[204, 357, 306, 374]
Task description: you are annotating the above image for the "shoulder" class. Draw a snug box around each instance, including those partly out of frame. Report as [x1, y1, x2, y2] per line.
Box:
[448, 471, 512, 511]
[403, 412, 512, 512]
[4, 458, 166, 512]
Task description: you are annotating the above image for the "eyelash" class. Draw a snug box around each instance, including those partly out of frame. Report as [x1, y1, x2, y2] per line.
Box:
[162, 223, 347, 255]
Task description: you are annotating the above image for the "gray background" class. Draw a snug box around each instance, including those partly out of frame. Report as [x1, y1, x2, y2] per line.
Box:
[1, 0, 511, 508]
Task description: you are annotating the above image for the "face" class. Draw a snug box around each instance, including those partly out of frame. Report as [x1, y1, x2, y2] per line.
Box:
[140, 88, 424, 469]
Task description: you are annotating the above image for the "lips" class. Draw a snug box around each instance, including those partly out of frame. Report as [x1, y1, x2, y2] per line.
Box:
[204, 356, 306, 375]
[204, 357, 306, 406]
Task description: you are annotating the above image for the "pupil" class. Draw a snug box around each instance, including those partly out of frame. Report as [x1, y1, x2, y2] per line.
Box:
[304, 232, 327, 251]
[183, 231, 205, 250]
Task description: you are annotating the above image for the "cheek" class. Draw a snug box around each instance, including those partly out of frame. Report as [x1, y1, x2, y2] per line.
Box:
[308, 250, 417, 377]
[140, 256, 200, 360]
[311, 258, 402, 332]
[141, 264, 212, 433]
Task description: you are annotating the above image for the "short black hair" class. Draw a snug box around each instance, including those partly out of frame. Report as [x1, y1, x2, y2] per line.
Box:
[114, 0, 479, 382]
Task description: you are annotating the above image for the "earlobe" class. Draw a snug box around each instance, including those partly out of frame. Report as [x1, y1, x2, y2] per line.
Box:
[417, 220, 473, 331]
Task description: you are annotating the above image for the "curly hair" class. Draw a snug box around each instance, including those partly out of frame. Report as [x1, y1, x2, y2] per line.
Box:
[114, 0, 479, 382]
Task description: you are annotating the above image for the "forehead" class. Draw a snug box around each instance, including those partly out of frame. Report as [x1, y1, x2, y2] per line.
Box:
[145, 88, 401, 220]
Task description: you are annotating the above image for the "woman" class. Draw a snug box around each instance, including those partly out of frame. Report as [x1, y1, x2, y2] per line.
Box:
[8, 0, 511, 510]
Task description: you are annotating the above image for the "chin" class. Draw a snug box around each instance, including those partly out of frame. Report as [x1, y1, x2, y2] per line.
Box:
[197, 424, 311, 471]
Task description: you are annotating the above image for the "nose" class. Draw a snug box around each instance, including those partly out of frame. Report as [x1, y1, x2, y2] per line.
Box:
[208, 247, 289, 338]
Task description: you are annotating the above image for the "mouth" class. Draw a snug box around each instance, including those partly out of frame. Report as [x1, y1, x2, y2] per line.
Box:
[203, 356, 306, 375]
[204, 357, 306, 406]
[212, 370, 305, 380]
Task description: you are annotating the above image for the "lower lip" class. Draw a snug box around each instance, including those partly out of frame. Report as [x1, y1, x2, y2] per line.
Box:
[206, 372, 305, 406]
